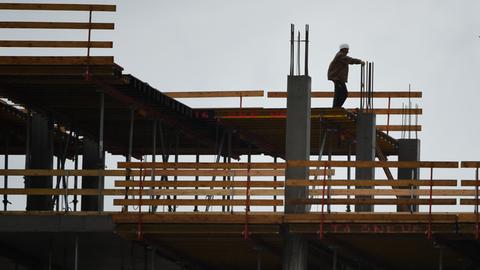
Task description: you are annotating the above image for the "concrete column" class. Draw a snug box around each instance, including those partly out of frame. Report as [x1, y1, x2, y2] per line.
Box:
[81, 137, 104, 211]
[397, 139, 420, 212]
[285, 75, 311, 213]
[355, 113, 376, 212]
[283, 75, 311, 270]
[25, 113, 54, 211]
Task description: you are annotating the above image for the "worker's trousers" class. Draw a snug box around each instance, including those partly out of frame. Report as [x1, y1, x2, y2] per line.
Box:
[332, 80, 348, 108]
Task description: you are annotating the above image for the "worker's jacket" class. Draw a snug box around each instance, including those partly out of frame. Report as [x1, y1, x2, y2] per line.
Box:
[327, 51, 362, 83]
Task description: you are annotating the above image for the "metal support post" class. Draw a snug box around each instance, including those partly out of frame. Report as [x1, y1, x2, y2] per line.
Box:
[124, 107, 135, 211]
[73, 132, 79, 211]
[327, 138, 333, 213]
[304, 24, 309, 76]
[194, 152, 199, 212]
[273, 157, 278, 212]
[173, 133, 179, 212]
[74, 235, 79, 270]
[98, 91, 105, 211]
[346, 142, 352, 212]
[3, 131, 9, 211]
[290, 24, 294, 76]
[150, 120, 157, 212]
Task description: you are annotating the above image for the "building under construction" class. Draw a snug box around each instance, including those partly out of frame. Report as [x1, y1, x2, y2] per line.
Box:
[0, 3, 479, 270]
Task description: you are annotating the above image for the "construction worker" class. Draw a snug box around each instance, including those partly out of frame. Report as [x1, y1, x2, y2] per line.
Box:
[328, 43, 365, 108]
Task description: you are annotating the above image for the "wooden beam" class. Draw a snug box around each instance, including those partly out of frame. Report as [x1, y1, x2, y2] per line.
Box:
[460, 199, 480, 205]
[0, 188, 123, 196]
[288, 198, 456, 205]
[284, 213, 463, 223]
[312, 189, 476, 196]
[461, 180, 480, 186]
[347, 108, 422, 115]
[113, 199, 283, 206]
[268, 91, 422, 98]
[115, 180, 284, 188]
[286, 179, 457, 187]
[461, 161, 480, 168]
[0, 22, 114, 30]
[112, 213, 284, 224]
[377, 125, 422, 132]
[0, 3, 116, 11]
[0, 40, 113, 48]
[0, 188, 284, 196]
[287, 160, 459, 168]
[164, 90, 264, 98]
[0, 169, 127, 177]
[115, 169, 332, 177]
[0, 56, 114, 65]
[118, 162, 286, 169]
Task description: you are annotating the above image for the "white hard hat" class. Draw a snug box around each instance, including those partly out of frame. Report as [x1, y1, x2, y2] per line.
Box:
[339, 43, 350, 50]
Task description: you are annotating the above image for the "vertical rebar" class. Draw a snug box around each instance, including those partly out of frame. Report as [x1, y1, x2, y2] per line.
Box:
[124, 107, 135, 211]
[371, 62, 374, 109]
[360, 64, 364, 111]
[290, 24, 294, 76]
[304, 24, 309, 76]
[227, 131, 232, 212]
[408, 84, 412, 139]
[327, 139, 332, 213]
[297, 31, 301, 75]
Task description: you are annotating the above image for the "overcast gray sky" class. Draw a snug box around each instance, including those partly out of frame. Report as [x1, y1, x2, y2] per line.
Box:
[1, 1, 479, 211]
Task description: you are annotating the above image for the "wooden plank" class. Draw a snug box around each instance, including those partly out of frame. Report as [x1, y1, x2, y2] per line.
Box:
[118, 162, 286, 169]
[164, 90, 264, 98]
[287, 160, 459, 168]
[460, 199, 480, 205]
[377, 125, 422, 132]
[113, 199, 283, 206]
[112, 213, 284, 224]
[0, 56, 114, 65]
[461, 161, 480, 168]
[0, 188, 123, 196]
[312, 189, 476, 196]
[0, 22, 114, 30]
[347, 108, 422, 115]
[0, 3, 116, 11]
[286, 179, 457, 187]
[288, 198, 456, 205]
[461, 180, 480, 186]
[115, 180, 284, 188]
[0, 40, 113, 48]
[268, 91, 422, 98]
[0, 169, 128, 177]
[118, 169, 332, 177]
[0, 188, 283, 196]
[284, 213, 460, 223]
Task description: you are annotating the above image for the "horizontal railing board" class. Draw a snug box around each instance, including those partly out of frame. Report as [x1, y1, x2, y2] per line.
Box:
[0, 40, 113, 48]
[312, 189, 477, 196]
[461, 161, 480, 168]
[113, 199, 283, 206]
[459, 199, 480, 205]
[0, 3, 116, 11]
[165, 90, 264, 98]
[115, 180, 284, 188]
[0, 56, 114, 65]
[0, 188, 284, 196]
[0, 22, 114, 30]
[461, 180, 480, 186]
[286, 179, 458, 187]
[346, 108, 422, 115]
[268, 91, 422, 98]
[287, 160, 459, 168]
[377, 125, 422, 132]
[0, 169, 132, 177]
[118, 162, 286, 169]
[288, 198, 457, 205]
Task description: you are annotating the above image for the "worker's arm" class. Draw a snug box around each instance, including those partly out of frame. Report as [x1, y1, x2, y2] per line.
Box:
[337, 54, 363, 65]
